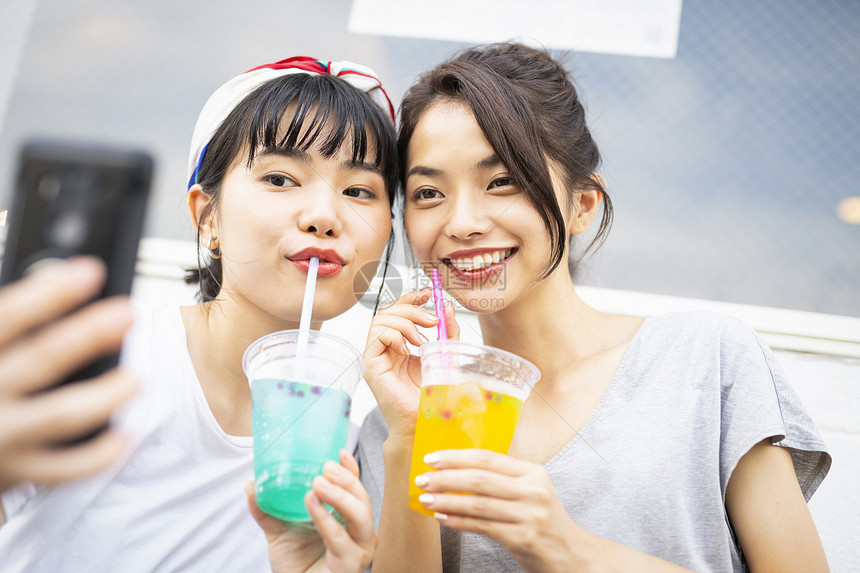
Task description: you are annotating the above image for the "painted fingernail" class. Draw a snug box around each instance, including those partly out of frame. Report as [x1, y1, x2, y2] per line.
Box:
[418, 333, 429, 344]
[414, 474, 429, 488]
[425, 312, 439, 323]
[423, 452, 440, 466]
[434, 512, 448, 521]
[418, 493, 435, 506]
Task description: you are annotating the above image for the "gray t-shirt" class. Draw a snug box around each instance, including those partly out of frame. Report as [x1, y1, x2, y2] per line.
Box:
[357, 311, 831, 573]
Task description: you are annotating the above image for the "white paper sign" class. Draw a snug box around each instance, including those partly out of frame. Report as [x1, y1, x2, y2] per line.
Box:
[348, 0, 683, 59]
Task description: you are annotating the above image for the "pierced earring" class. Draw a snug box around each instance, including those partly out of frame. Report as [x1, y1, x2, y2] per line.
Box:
[208, 238, 221, 259]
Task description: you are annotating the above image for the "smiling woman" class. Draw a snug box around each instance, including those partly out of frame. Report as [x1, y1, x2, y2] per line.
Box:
[358, 42, 832, 573]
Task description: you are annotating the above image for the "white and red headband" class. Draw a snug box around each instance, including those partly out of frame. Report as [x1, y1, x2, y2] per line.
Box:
[187, 56, 395, 189]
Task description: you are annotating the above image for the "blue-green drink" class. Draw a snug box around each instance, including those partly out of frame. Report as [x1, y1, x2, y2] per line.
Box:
[243, 330, 361, 524]
[251, 380, 351, 521]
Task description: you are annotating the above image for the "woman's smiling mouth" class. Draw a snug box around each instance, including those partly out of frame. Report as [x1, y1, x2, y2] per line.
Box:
[443, 248, 517, 280]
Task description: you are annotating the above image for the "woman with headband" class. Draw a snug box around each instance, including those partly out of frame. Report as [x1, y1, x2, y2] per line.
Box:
[0, 56, 397, 573]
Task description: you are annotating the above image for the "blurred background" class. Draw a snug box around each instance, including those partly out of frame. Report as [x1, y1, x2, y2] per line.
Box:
[1, 0, 858, 318]
[1, 1, 859, 569]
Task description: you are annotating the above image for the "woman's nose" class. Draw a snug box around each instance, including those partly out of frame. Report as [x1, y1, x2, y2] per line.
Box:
[297, 192, 342, 237]
[444, 192, 493, 240]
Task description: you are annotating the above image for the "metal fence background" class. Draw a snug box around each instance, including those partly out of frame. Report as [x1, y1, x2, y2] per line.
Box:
[1, 0, 857, 317]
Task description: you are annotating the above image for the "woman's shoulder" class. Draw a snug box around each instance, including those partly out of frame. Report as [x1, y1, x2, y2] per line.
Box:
[644, 309, 751, 332]
[636, 310, 761, 350]
[121, 301, 189, 379]
[123, 301, 182, 351]
[129, 300, 184, 331]
[619, 310, 774, 382]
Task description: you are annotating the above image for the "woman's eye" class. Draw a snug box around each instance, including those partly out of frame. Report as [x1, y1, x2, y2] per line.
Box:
[264, 174, 296, 188]
[413, 188, 443, 201]
[489, 176, 513, 189]
[343, 187, 376, 199]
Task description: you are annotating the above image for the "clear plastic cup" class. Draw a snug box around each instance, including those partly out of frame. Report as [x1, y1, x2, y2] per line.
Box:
[242, 330, 362, 523]
[408, 340, 540, 516]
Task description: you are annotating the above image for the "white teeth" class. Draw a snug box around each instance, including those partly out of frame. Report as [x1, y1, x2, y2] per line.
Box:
[448, 249, 513, 271]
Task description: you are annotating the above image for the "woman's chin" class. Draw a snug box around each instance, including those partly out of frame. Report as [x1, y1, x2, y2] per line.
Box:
[450, 292, 509, 315]
[299, 299, 362, 324]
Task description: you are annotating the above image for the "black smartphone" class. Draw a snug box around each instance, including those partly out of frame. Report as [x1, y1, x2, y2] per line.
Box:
[0, 140, 153, 443]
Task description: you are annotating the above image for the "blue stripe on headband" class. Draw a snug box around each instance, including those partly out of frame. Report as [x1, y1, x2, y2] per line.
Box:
[188, 140, 211, 191]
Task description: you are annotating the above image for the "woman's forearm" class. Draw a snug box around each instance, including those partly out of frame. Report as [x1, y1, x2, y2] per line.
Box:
[539, 526, 695, 573]
[371, 437, 442, 573]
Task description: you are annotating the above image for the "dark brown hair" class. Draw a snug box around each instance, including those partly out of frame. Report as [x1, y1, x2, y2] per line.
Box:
[185, 73, 397, 301]
[398, 42, 612, 277]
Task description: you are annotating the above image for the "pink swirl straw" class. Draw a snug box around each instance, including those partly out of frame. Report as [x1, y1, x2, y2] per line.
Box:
[431, 268, 447, 341]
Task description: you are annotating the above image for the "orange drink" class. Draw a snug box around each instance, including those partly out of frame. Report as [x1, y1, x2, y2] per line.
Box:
[409, 341, 540, 516]
[408, 381, 525, 515]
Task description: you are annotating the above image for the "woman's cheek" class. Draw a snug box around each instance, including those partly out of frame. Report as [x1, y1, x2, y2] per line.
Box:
[404, 215, 431, 260]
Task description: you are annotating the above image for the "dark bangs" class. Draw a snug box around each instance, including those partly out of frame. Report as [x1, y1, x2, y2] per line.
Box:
[187, 72, 397, 302]
[202, 73, 397, 205]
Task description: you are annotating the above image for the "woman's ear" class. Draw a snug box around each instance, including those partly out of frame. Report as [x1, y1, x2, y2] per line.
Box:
[187, 184, 217, 240]
[568, 174, 604, 235]
[569, 189, 603, 235]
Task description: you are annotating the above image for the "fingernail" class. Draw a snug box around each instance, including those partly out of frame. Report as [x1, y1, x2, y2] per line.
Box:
[313, 475, 332, 493]
[414, 474, 429, 488]
[64, 256, 105, 280]
[418, 493, 435, 506]
[323, 460, 345, 479]
[401, 342, 410, 356]
[305, 490, 321, 508]
[425, 312, 439, 323]
[424, 452, 440, 466]
[434, 512, 448, 521]
[418, 333, 429, 344]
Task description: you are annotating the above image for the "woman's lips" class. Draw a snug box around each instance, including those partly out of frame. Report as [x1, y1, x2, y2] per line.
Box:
[443, 248, 517, 282]
[289, 259, 343, 277]
[288, 248, 346, 277]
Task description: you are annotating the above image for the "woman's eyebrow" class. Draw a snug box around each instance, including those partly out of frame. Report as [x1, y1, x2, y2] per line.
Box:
[406, 154, 501, 179]
[342, 159, 383, 177]
[475, 154, 502, 170]
[255, 147, 310, 163]
[406, 165, 443, 178]
[253, 149, 382, 177]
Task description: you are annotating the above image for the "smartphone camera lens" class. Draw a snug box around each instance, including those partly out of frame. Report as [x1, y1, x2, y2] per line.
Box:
[37, 174, 61, 202]
[49, 210, 88, 249]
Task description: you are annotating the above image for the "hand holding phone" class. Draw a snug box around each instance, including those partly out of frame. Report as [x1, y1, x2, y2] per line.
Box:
[0, 140, 152, 447]
[0, 257, 139, 502]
